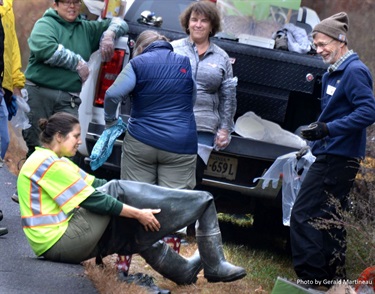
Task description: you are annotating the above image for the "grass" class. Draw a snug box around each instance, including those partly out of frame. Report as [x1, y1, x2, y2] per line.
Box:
[83, 236, 297, 294]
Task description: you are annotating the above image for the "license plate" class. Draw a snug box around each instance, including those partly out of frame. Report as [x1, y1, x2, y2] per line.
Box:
[204, 154, 238, 180]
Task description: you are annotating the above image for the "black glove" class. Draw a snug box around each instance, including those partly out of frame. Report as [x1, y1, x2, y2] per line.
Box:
[301, 122, 328, 141]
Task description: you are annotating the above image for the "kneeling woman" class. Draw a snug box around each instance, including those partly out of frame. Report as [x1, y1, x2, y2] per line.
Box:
[17, 112, 246, 285]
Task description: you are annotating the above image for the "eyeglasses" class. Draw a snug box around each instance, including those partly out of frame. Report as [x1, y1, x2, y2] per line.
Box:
[311, 39, 336, 50]
[59, 0, 82, 7]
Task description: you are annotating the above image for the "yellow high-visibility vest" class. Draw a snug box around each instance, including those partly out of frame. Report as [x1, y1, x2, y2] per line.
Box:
[18, 147, 96, 256]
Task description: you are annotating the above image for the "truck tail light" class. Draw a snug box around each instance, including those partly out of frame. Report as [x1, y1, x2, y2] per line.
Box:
[94, 49, 126, 107]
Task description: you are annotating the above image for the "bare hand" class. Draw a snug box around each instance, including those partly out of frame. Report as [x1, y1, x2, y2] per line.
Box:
[138, 209, 161, 232]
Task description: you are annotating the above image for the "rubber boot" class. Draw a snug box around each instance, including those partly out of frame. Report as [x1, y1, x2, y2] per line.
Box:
[196, 202, 246, 283]
[140, 240, 202, 285]
[0, 227, 8, 236]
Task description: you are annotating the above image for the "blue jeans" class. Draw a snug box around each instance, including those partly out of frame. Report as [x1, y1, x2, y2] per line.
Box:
[0, 92, 10, 159]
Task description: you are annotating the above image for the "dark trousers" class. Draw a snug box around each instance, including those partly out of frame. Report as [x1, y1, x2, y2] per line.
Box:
[290, 154, 360, 282]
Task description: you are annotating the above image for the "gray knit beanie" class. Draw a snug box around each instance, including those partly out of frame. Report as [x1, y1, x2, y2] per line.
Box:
[313, 12, 349, 42]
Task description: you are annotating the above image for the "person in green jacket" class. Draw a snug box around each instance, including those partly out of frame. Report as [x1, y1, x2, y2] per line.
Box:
[22, 0, 128, 158]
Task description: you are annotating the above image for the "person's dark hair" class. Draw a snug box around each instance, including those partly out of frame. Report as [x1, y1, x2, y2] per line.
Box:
[39, 112, 79, 144]
[133, 30, 169, 57]
[179, 0, 221, 37]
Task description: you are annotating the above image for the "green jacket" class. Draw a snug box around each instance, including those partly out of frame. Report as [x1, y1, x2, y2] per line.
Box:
[25, 8, 116, 92]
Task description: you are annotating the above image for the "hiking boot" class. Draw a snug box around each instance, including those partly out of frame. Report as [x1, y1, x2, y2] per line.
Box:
[11, 193, 19, 204]
[0, 227, 8, 236]
[119, 273, 170, 294]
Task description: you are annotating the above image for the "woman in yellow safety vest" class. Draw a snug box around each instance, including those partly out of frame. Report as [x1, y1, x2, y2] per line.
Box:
[17, 112, 246, 286]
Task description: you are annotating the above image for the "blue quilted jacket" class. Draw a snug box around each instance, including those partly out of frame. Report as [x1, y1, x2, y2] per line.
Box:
[128, 41, 197, 154]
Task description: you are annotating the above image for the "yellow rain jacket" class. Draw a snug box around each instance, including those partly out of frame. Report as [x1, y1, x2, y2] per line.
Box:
[0, 0, 25, 93]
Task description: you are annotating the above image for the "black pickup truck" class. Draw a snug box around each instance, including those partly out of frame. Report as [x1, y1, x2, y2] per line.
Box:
[79, 0, 327, 225]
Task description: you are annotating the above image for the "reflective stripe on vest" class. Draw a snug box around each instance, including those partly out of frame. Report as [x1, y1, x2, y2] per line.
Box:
[22, 156, 86, 228]
[22, 209, 74, 227]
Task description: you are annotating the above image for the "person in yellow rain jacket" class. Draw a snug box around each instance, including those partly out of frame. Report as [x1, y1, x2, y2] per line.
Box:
[17, 111, 246, 287]
[0, 0, 25, 102]
[0, 0, 25, 162]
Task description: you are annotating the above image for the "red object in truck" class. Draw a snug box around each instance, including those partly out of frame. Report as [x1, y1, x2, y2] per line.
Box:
[94, 49, 126, 107]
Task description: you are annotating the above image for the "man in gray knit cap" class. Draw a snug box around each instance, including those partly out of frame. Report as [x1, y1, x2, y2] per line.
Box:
[290, 12, 375, 291]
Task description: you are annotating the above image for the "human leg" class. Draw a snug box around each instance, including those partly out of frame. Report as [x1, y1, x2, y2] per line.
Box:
[140, 240, 202, 285]
[42, 208, 110, 263]
[0, 227, 8, 236]
[157, 150, 196, 189]
[121, 132, 157, 184]
[0, 207, 8, 236]
[0, 97, 10, 159]
[195, 198, 247, 282]
[96, 180, 246, 284]
[290, 155, 360, 283]
[22, 85, 55, 157]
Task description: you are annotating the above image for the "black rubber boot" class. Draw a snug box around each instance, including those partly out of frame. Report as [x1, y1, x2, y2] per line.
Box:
[196, 202, 246, 283]
[140, 240, 202, 285]
[0, 227, 8, 236]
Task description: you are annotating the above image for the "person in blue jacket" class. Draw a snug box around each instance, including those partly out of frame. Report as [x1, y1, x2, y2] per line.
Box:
[104, 30, 198, 190]
[290, 12, 375, 291]
[0, 0, 8, 236]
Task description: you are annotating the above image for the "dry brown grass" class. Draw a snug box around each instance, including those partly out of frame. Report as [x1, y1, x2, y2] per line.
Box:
[4, 124, 27, 175]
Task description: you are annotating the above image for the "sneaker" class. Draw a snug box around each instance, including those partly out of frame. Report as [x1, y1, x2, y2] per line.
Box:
[0, 210, 3, 221]
[11, 193, 19, 204]
[0, 227, 8, 236]
[0, 157, 3, 168]
[119, 273, 170, 294]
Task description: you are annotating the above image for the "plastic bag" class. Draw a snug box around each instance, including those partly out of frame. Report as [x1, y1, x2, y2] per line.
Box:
[10, 89, 31, 131]
[253, 151, 297, 189]
[89, 117, 127, 171]
[282, 149, 315, 226]
[253, 148, 315, 226]
[82, 0, 105, 16]
[235, 111, 307, 149]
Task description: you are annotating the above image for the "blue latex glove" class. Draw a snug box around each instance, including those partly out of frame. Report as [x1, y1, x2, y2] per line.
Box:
[89, 117, 127, 171]
[7, 95, 18, 121]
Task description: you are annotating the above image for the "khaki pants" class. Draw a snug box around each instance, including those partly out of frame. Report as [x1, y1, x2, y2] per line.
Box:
[121, 132, 196, 189]
[43, 208, 110, 264]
